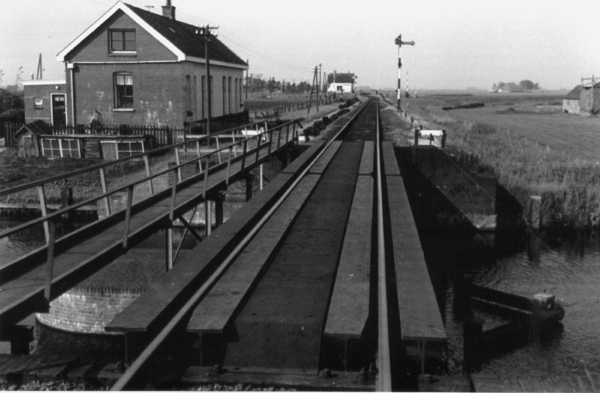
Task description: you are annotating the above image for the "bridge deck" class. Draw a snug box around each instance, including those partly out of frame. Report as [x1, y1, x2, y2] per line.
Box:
[0, 136, 295, 331]
[324, 175, 374, 340]
[186, 175, 320, 336]
[384, 143, 446, 344]
[106, 140, 326, 334]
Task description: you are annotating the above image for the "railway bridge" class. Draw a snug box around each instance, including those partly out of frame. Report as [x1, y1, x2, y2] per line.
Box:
[0, 98, 447, 390]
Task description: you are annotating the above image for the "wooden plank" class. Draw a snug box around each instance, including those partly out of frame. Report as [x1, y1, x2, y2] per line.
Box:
[358, 141, 374, 176]
[386, 175, 446, 342]
[106, 172, 298, 333]
[382, 142, 401, 176]
[324, 176, 373, 339]
[308, 141, 342, 174]
[187, 175, 320, 335]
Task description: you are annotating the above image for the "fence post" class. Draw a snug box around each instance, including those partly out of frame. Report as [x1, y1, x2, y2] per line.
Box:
[226, 147, 232, 185]
[203, 157, 210, 198]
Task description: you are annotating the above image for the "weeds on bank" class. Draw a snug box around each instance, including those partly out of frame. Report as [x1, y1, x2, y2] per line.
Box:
[416, 111, 600, 228]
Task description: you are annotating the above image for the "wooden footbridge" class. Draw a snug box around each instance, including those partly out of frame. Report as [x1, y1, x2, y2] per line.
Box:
[0, 99, 447, 390]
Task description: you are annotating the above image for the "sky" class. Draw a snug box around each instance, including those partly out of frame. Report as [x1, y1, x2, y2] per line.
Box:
[1, 0, 600, 91]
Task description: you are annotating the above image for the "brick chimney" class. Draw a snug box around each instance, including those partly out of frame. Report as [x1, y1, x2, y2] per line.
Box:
[162, 0, 176, 20]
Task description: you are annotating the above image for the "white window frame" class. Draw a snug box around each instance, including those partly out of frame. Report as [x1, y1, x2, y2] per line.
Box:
[41, 137, 81, 159]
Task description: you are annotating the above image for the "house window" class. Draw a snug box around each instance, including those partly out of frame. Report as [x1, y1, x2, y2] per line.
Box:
[41, 138, 81, 159]
[34, 97, 43, 110]
[109, 29, 136, 53]
[114, 73, 134, 108]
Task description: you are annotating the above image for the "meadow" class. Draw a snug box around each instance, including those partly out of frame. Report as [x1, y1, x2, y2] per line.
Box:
[401, 91, 600, 228]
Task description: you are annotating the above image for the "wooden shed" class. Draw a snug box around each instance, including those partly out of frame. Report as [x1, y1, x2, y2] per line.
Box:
[14, 120, 51, 158]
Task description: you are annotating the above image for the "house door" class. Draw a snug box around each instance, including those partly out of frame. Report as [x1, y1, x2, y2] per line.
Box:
[51, 94, 67, 126]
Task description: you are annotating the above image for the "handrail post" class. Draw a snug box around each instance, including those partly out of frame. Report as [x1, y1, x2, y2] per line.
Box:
[277, 126, 282, 150]
[143, 154, 154, 195]
[215, 135, 222, 164]
[268, 129, 273, 156]
[203, 156, 210, 199]
[285, 123, 290, 145]
[44, 218, 57, 302]
[231, 130, 237, 156]
[241, 139, 248, 173]
[122, 185, 134, 250]
[169, 168, 178, 222]
[174, 146, 182, 183]
[226, 147, 232, 185]
[255, 134, 261, 164]
[37, 185, 50, 244]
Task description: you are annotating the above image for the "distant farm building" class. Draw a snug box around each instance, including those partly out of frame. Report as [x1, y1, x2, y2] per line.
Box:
[579, 83, 600, 115]
[562, 85, 582, 114]
[327, 72, 356, 94]
[498, 82, 523, 93]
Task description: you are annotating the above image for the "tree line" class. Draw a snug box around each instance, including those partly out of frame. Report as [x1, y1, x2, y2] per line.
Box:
[246, 74, 320, 94]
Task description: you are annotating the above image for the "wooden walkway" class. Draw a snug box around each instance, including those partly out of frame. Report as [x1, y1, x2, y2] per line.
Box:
[0, 132, 297, 335]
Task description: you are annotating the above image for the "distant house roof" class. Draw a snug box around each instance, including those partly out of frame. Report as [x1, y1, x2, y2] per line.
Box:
[57, 1, 247, 68]
[327, 73, 355, 84]
[564, 85, 582, 100]
[15, 120, 52, 137]
[499, 82, 522, 92]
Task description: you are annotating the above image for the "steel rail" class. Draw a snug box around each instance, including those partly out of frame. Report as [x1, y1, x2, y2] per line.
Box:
[375, 100, 392, 391]
[111, 99, 370, 390]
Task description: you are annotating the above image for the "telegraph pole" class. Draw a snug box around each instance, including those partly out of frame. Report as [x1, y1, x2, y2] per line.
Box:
[202, 24, 219, 134]
[394, 34, 415, 111]
[245, 59, 249, 99]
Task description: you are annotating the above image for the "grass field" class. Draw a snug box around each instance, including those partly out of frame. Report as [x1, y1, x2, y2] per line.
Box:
[401, 91, 600, 228]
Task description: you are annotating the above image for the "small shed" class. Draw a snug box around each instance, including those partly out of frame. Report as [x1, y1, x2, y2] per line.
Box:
[14, 120, 51, 158]
[562, 85, 582, 114]
[579, 83, 600, 115]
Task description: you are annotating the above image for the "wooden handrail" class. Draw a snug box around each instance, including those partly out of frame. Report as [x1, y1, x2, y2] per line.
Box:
[0, 120, 268, 197]
[0, 120, 299, 240]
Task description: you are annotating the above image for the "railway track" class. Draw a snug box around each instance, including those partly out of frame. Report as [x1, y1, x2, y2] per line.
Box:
[110, 98, 402, 390]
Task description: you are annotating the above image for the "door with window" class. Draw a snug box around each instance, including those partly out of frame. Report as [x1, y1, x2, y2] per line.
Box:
[51, 94, 67, 126]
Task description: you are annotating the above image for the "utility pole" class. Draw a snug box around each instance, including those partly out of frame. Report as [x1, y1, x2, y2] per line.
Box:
[36, 53, 43, 80]
[394, 34, 415, 111]
[245, 59, 249, 99]
[307, 66, 318, 115]
[317, 64, 321, 112]
[201, 24, 219, 134]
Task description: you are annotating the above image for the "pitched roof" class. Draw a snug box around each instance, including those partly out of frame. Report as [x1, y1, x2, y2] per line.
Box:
[564, 85, 582, 100]
[16, 120, 51, 137]
[57, 1, 247, 68]
[124, 4, 246, 67]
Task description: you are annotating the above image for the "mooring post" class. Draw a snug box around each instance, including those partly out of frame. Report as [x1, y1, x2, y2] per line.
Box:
[414, 128, 419, 146]
[463, 318, 483, 373]
[528, 196, 542, 229]
[259, 164, 264, 191]
[441, 130, 447, 149]
[215, 192, 224, 228]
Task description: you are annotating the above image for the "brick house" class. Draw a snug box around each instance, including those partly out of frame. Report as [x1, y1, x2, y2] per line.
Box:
[55, 0, 248, 128]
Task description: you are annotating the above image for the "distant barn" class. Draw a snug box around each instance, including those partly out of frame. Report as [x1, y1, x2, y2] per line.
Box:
[562, 85, 582, 114]
[579, 82, 600, 115]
